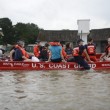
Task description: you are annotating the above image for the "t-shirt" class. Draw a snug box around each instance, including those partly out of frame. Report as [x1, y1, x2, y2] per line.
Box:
[49, 46, 62, 60]
[14, 49, 23, 61]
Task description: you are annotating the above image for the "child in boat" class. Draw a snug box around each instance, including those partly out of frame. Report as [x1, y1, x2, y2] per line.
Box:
[85, 37, 97, 62]
[73, 39, 93, 70]
[100, 38, 110, 61]
[47, 41, 66, 62]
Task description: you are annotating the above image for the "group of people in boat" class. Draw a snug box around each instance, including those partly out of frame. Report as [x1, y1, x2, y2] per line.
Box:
[0, 37, 110, 70]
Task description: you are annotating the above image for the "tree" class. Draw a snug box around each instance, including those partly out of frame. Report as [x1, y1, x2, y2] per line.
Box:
[0, 18, 14, 45]
[14, 23, 40, 44]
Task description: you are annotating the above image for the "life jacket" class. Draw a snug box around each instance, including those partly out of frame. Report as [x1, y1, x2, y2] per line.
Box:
[73, 47, 79, 56]
[73, 46, 85, 57]
[15, 45, 29, 58]
[49, 42, 61, 46]
[33, 45, 40, 57]
[86, 44, 96, 55]
[105, 45, 110, 55]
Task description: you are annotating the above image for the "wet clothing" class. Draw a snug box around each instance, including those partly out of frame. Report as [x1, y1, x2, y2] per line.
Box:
[73, 45, 90, 70]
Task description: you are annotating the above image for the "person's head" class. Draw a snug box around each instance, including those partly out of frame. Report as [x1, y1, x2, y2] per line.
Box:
[108, 38, 110, 45]
[66, 43, 71, 48]
[17, 40, 25, 47]
[35, 40, 41, 46]
[77, 39, 84, 45]
[88, 37, 93, 43]
[45, 43, 49, 49]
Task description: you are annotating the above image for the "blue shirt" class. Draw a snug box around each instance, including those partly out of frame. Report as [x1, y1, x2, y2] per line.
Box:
[49, 46, 62, 60]
[14, 49, 23, 61]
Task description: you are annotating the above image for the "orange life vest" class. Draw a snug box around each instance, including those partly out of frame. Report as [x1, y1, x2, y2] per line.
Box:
[15, 45, 29, 58]
[87, 44, 96, 55]
[33, 45, 40, 57]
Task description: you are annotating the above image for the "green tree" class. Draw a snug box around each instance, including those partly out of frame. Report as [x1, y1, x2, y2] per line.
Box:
[0, 18, 14, 45]
[14, 23, 40, 44]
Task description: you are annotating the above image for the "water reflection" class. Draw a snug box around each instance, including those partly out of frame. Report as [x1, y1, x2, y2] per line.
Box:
[0, 70, 110, 110]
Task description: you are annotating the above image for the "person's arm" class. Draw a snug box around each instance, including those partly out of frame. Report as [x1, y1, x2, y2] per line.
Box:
[46, 51, 51, 62]
[100, 52, 106, 60]
[83, 49, 93, 63]
[60, 49, 66, 62]
[10, 49, 15, 61]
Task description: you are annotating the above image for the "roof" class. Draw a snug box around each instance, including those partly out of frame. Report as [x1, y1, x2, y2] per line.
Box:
[38, 28, 110, 42]
[37, 30, 78, 42]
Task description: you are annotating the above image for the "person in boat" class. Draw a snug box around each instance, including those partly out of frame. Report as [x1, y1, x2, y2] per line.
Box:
[39, 43, 49, 61]
[100, 38, 110, 61]
[0, 48, 4, 59]
[47, 41, 66, 62]
[73, 39, 93, 70]
[65, 43, 73, 58]
[85, 38, 97, 62]
[33, 41, 42, 59]
[13, 41, 33, 61]
[61, 43, 67, 60]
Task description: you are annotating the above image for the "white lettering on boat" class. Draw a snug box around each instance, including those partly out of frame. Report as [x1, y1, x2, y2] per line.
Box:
[49, 64, 68, 69]
[74, 64, 96, 69]
[102, 64, 110, 67]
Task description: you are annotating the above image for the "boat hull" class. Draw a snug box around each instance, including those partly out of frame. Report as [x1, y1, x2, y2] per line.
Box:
[0, 61, 110, 70]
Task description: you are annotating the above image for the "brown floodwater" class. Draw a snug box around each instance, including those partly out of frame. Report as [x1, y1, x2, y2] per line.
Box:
[0, 70, 110, 110]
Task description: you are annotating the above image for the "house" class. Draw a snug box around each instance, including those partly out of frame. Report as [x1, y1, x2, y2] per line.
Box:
[37, 28, 110, 53]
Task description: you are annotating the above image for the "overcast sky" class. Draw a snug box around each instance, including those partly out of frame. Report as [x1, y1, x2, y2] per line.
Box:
[0, 0, 110, 30]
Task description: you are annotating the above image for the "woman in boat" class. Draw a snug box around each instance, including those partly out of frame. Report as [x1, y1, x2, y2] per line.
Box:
[47, 41, 66, 62]
[100, 38, 110, 61]
[73, 39, 93, 70]
[85, 37, 97, 62]
[65, 43, 73, 58]
[39, 43, 49, 61]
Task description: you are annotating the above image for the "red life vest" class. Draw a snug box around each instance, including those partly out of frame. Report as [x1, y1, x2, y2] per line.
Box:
[15, 45, 29, 58]
[87, 44, 96, 55]
[73, 47, 79, 56]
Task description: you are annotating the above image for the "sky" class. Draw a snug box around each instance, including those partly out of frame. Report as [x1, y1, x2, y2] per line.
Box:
[0, 0, 110, 30]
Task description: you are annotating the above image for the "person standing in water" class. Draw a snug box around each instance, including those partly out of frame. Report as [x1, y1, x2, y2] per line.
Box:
[73, 39, 93, 70]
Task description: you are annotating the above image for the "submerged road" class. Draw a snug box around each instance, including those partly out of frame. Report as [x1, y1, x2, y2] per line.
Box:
[0, 70, 110, 110]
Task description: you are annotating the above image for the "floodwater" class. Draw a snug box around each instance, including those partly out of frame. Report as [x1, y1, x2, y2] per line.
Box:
[0, 70, 110, 110]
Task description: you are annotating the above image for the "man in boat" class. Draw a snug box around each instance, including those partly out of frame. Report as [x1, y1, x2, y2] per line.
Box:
[13, 41, 33, 61]
[85, 38, 97, 62]
[73, 39, 93, 70]
[100, 38, 110, 61]
[33, 41, 42, 59]
[47, 41, 66, 62]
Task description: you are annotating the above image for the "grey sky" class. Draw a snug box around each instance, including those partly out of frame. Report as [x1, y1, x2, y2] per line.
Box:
[0, 0, 110, 30]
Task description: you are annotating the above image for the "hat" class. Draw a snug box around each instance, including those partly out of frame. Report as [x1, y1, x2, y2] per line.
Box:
[77, 39, 84, 44]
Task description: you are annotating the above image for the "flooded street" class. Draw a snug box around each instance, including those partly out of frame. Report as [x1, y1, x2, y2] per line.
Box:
[0, 70, 110, 110]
